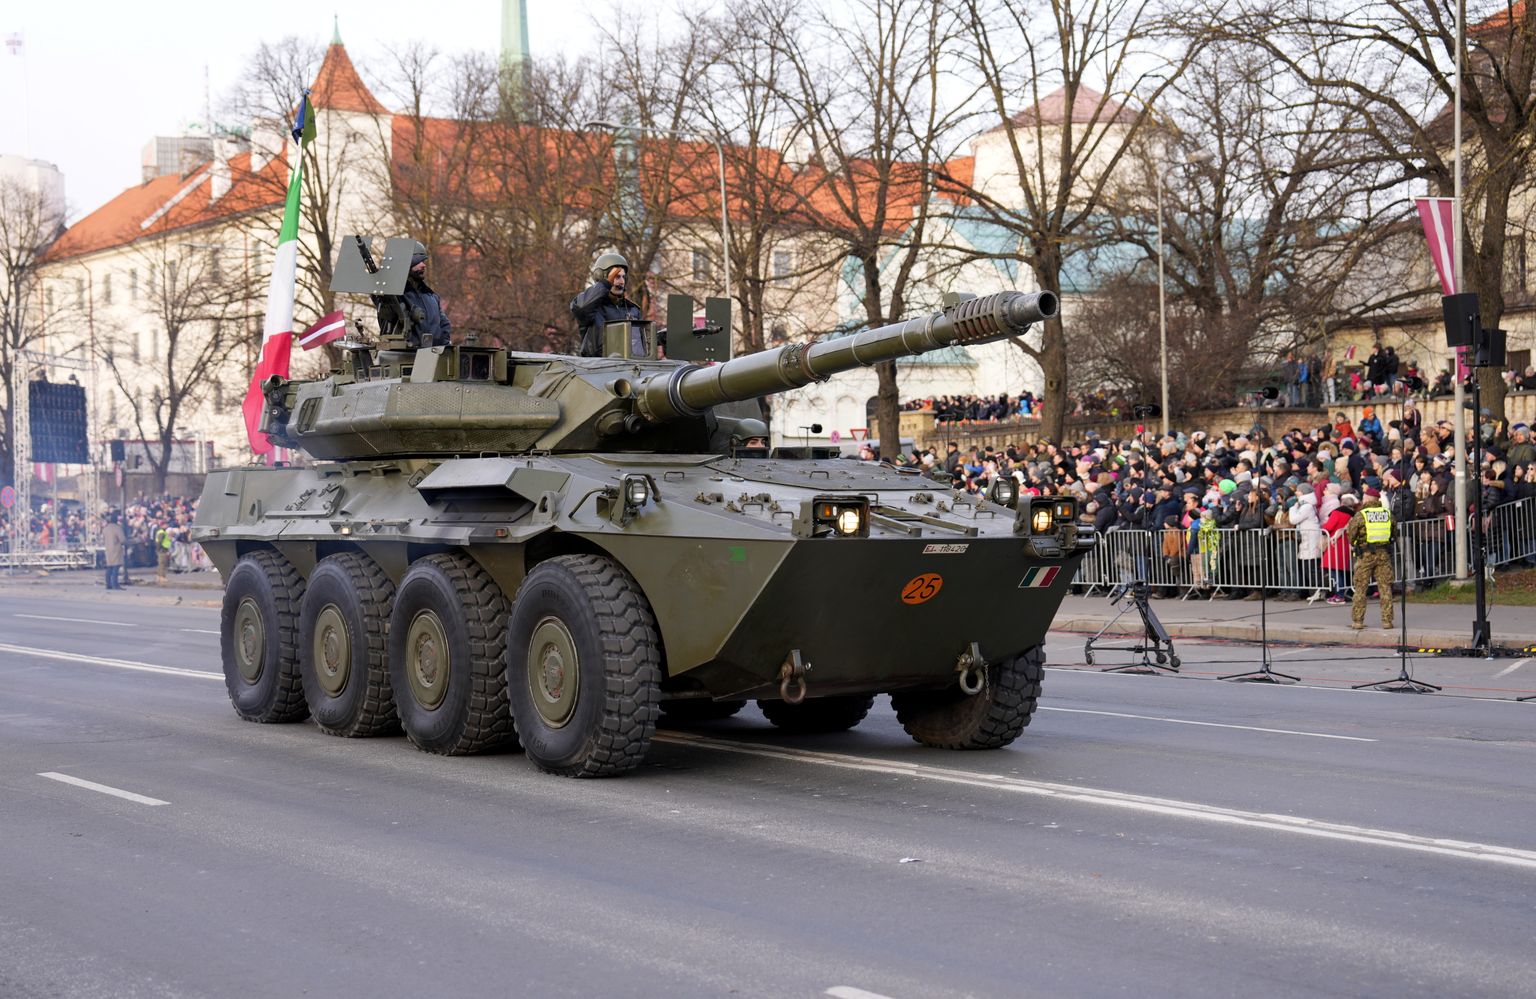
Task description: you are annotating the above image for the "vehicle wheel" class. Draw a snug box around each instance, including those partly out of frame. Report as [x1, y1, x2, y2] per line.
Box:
[387, 553, 516, 755]
[506, 554, 662, 777]
[220, 550, 309, 724]
[890, 645, 1044, 750]
[659, 699, 747, 723]
[757, 695, 875, 733]
[299, 552, 398, 737]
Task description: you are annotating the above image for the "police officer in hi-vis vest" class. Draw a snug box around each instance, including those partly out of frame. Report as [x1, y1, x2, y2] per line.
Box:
[1345, 486, 1395, 630]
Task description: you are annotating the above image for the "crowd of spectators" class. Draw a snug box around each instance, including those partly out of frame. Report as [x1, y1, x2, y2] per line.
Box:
[2, 495, 205, 574]
[863, 405, 1536, 599]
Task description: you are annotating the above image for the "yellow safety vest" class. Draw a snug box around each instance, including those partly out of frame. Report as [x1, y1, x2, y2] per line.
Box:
[1363, 508, 1392, 544]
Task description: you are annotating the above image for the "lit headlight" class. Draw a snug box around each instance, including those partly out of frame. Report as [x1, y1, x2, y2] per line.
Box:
[803, 496, 870, 538]
[1031, 507, 1054, 534]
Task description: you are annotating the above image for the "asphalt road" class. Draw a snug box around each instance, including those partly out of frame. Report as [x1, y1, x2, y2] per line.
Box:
[2, 588, 1535, 998]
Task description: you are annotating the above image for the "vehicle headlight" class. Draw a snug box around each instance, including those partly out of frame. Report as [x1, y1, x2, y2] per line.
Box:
[1031, 507, 1054, 534]
[803, 496, 870, 538]
[988, 477, 1018, 509]
[836, 507, 863, 536]
[622, 474, 651, 509]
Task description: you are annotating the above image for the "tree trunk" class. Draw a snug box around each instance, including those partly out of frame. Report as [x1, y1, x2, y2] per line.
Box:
[874, 360, 900, 462]
[1037, 317, 1068, 442]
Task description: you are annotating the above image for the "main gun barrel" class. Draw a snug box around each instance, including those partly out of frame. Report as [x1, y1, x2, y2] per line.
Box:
[635, 290, 1056, 424]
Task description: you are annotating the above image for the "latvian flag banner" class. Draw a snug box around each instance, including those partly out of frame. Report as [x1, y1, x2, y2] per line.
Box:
[1017, 566, 1061, 589]
[242, 89, 316, 457]
[299, 310, 347, 350]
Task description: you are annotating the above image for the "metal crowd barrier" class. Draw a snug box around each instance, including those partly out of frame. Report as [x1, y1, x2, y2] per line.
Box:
[1068, 502, 1536, 596]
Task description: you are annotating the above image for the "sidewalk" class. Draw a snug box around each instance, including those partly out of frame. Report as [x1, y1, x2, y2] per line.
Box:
[1051, 592, 1536, 651]
[0, 567, 223, 607]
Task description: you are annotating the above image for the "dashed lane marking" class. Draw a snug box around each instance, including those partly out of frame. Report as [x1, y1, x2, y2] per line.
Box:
[38, 772, 168, 806]
[654, 732, 1536, 872]
[179, 629, 221, 635]
[826, 988, 898, 999]
[15, 613, 137, 627]
[0, 642, 220, 680]
[1038, 706, 1377, 741]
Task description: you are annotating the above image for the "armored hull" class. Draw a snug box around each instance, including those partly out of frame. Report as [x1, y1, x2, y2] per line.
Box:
[197, 288, 1092, 776]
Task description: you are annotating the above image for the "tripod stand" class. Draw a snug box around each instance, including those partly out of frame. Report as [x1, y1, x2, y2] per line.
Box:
[1355, 552, 1440, 694]
[1220, 532, 1299, 684]
[1085, 578, 1181, 674]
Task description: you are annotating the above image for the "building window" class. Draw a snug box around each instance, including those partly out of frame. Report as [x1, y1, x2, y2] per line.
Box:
[773, 250, 792, 282]
[102, 273, 112, 305]
[692, 249, 713, 284]
[75, 278, 85, 308]
[45, 288, 54, 313]
[129, 269, 138, 301]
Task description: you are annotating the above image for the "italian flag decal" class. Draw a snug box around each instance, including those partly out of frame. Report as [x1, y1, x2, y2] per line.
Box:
[1018, 566, 1061, 588]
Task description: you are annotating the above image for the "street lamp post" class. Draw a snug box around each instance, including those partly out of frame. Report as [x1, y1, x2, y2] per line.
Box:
[1153, 150, 1211, 437]
[583, 120, 732, 308]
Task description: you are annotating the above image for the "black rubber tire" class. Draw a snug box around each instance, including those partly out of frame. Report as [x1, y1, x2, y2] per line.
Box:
[299, 552, 398, 738]
[220, 550, 309, 724]
[890, 646, 1044, 750]
[757, 695, 875, 733]
[505, 554, 662, 777]
[659, 699, 747, 723]
[387, 553, 517, 756]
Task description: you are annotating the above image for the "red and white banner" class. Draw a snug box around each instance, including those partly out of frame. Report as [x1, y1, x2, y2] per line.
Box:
[33, 462, 53, 483]
[1415, 197, 1457, 295]
[299, 309, 347, 350]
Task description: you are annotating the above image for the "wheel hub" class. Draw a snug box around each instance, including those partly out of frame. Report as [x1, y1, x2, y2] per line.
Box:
[313, 604, 350, 697]
[234, 597, 265, 684]
[406, 609, 450, 710]
[528, 616, 579, 728]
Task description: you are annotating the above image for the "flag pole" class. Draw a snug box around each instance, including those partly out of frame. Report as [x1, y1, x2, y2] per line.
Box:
[1451, 0, 1469, 581]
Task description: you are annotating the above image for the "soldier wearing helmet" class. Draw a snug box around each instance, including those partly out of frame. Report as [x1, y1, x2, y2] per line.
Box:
[375, 240, 452, 347]
[570, 251, 642, 357]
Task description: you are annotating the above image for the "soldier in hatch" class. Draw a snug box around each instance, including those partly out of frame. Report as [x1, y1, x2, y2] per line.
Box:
[570, 252, 642, 357]
[376, 241, 452, 347]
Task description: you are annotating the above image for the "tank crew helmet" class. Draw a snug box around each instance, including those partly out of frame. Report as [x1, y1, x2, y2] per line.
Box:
[593, 251, 629, 281]
[730, 418, 770, 447]
[408, 240, 429, 268]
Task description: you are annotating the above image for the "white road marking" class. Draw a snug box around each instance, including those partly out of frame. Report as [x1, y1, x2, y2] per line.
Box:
[38, 772, 168, 806]
[0, 642, 220, 680]
[1494, 658, 1530, 678]
[179, 628, 221, 635]
[655, 732, 1536, 872]
[1038, 706, 1376, 742]
[15, 613, 136, 627]
[826, 988, 898, 999]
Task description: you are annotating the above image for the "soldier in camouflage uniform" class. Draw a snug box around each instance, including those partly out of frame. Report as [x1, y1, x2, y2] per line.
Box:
[1345, 486, 1395, 630]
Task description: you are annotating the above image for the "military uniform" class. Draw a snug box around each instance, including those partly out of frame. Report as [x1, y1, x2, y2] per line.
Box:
[1345, 500, 1394, 628]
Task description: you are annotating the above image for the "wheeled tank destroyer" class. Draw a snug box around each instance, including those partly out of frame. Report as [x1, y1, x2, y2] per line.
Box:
[194, 236, 1094, 777]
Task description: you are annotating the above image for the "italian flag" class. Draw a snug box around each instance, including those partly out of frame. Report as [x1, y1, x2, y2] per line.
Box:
[243, 91, 316, 457]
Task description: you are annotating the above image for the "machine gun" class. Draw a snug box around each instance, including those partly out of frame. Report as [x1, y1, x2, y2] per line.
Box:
[332, 235, 425, 347]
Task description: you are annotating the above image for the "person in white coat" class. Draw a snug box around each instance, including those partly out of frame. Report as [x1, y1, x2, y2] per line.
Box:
[1293, 492, 1325, 597]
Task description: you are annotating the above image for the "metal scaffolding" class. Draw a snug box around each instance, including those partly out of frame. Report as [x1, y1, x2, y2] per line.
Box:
[8, 348, 101, 566]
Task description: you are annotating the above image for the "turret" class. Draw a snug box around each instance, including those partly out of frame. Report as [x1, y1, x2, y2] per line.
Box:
[259, 236, 1056, 460]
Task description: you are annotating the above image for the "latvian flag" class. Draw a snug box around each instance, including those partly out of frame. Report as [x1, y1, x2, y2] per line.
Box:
[1017, 566, 1061, 589]
[242, 89, 316, 457]
[299, 310, 347, 350]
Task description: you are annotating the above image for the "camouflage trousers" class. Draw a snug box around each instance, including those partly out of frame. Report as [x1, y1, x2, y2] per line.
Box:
[1351, 549, 1394, 628]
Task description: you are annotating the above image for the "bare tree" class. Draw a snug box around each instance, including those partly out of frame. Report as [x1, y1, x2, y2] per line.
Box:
[98, 239, 260, 492]
[1222, 0, 1536, 421]
[777, 0, 971, 456]
[1083, 44, 1406, 416]
[939, 0, 1201, 441]
[0, 179, 66, 484]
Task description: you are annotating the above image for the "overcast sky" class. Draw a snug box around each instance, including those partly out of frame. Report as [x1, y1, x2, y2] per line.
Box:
[1, 0, 588, 222]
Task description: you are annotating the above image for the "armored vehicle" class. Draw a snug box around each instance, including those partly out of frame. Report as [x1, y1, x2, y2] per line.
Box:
[194, 237, 1094, 777]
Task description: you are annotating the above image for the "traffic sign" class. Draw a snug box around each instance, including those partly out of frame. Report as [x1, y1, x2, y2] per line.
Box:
[0, 485, 15, 509]
[829, 430, 841, 443]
